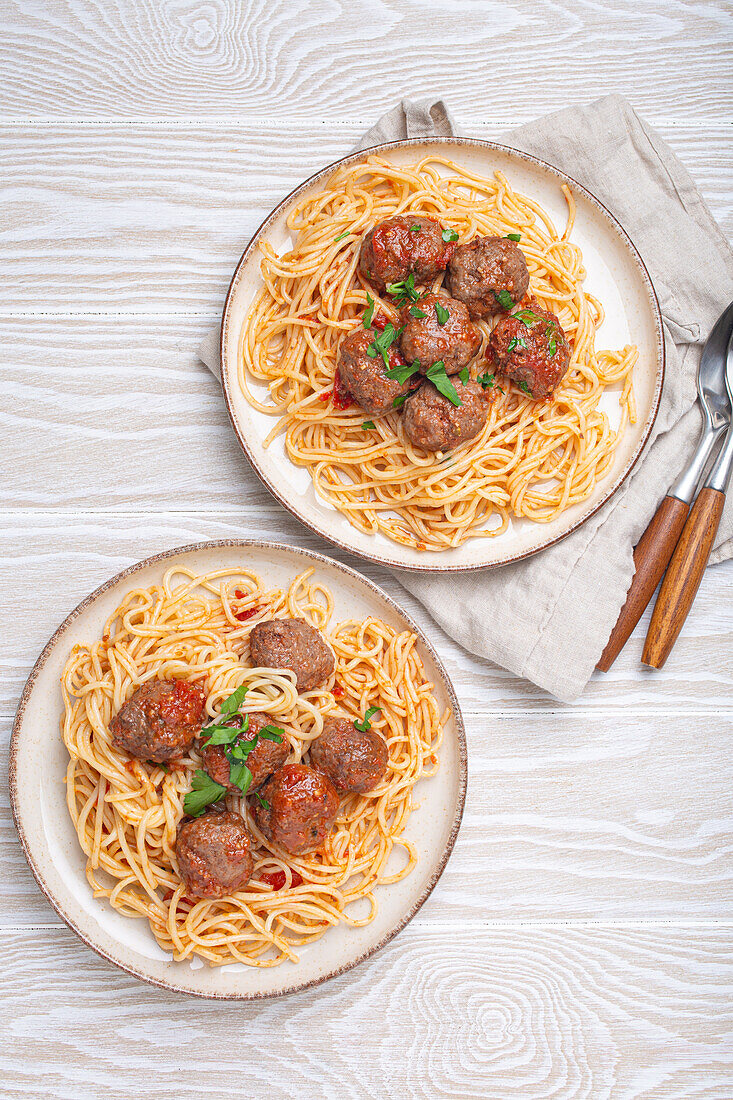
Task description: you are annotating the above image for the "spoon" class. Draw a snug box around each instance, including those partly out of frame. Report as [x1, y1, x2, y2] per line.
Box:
[597, 300, 733, 671]
[643, 326, 733, 667]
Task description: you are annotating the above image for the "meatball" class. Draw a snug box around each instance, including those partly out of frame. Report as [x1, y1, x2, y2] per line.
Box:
[109, 678, 206, 763]
[201, 712, 289, 793]
[250, 618, 334, 692]
[402, 379, 488, 452]
[310, 717, 388, 794]
[337, 328, 414, 416]
[489, 303, 571, 400]
[255, 764, 339, 855]
[447, 236, 529, 319]
[359, 215, 456, 291]
[175, 811, 254, 899]
[399, 293, 480, 375]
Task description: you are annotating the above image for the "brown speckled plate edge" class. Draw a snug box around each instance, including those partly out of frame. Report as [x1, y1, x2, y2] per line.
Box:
[9, 539, 467, 999]
[220, 136, 665, 572]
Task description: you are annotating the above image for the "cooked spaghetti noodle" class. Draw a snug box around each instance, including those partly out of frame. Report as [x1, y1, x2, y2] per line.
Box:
[239, 153, 637, 551]
[61, 566, 445, 967]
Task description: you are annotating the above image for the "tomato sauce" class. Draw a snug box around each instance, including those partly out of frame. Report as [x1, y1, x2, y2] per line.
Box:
[259, 869, 303, 890]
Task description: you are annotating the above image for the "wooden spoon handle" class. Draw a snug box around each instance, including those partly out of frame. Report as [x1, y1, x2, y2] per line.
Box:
[642, 486, 725, 669]
[596, 495, 690, 672]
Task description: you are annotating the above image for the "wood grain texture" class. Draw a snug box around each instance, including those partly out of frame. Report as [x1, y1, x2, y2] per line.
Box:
[644, 488, 727, 669]
[1, 923, 732, 1099]
[598, 495, 690, 671]
[1, 122, 731, 313]
[4, 707, 732, 926]
[2, 1, 732, 1092]
[1, 0, 732, 123]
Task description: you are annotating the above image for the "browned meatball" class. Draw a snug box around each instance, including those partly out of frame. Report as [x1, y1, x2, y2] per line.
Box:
[109, 678, 206, 763]
[175, 811, 254, 899]
[447, 236, 529, 319]
[255, 764, 339, 855]
[402, 379, 488, 452]
[489, 303, 571, 400]
[250, 618, 334, 693]
[201, 712, 289, 793]
[399, 293, 480, 375]
[337, 328, 414, 416]
[359, 215, 456, 291]
[310, 717, 388, 794]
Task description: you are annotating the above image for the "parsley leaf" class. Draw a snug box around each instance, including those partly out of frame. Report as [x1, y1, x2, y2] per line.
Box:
[478, 372, 495, 389]
[385, 361, 420, 385]
[334, 231, 350, 243]
[367, 322, 402, 368]
[362, 420, 376, 430]
[183, 770, 226, 817]
[253, 791, 270, 810]
[441, 228, 459, 243]
[362, 292, 375, 329]
[493, 288, 515, 311]
[260, 725, 285, 742]
[228, 736, 259, 761]
[512, 308, 544, 327]
[354, 705, 381, 733]
[458, 366, 469, 384]
[386, 272, 420, 304]
[506, 336, 527, 354]
[409, 305, 426, 319]
[505, 233, 522, 242]
[426, 361, 462, 406]
[392, 392, 410, 410]
[548, 336, 557, 356]
[228, 761, 253, 794]
[435, 301, 450, 326]
[409, 224, 421, 232]
[219, 685, 249, 716]
[202, 715, 250, 746]
[517, 380, 533, 396]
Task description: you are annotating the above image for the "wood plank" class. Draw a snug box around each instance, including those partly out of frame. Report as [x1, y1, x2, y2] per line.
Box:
[1, 922, 731, 1098]
[0, 0, 731, 124]
[1, 123, 730, 313]
[0, 510, 731, 716]
[4, 705, 732, 925]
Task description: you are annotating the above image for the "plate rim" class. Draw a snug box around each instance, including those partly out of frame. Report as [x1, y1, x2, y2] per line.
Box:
[219, 135, 666, 573]
[9, 538, 467, 1000]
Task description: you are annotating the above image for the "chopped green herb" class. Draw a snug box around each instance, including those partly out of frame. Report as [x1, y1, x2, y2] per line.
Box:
[441, 228, 459, 243]
[253, 791, 270, 810]
[409, 224, 422, 232]
[506, 336, 527, 354]
[548, 336, 557, 356]
[228, 761, 253, 795]
[367, 323, 401, 368]
[478, 372, 496, 390]
[435, 302, 450, 326]
[386, 272, 420, 304]
[334, 230, 350, 243]
[493, 288, 515, 311]
[458, 366, 469, 384]
[228, 736, 259, 761]
[202, 715, 250, 747]
[512, 308, 544, 327]
[426, 361, 461, 406]
[362, 420, 376, 430]
[354, 706, 381, 733]
[517, 380, 532, 396]
[148, 760, 170, 773]
[260, 725, 285, 743]
[505, 233, 522, 242]
[183, 770, 226, 817]
[219, 685, 249, 716]
[385, 361, 420, 386]
[362, 292, 375, 329]
[409, 305, 426, 319]
[392, 392, 410, 410]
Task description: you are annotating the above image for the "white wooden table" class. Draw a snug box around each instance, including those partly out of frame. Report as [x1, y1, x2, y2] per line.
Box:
[2, 2, 732, 1096]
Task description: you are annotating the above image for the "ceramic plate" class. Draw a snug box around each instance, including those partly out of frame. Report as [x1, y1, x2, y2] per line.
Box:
[10, 540, 466, 999]
[220, 137, 664, 572]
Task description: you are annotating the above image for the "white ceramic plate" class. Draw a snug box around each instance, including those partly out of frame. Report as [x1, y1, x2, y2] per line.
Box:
[10, 541, 466, 999]
[221, 138, 664, 572]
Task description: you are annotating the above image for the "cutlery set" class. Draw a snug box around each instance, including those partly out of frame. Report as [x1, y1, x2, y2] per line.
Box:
[599, 302, 733, 671]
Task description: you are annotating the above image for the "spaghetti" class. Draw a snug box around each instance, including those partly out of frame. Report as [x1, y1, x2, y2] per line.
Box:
[239, 153, 638, 551]
[61, 566, 445, 967]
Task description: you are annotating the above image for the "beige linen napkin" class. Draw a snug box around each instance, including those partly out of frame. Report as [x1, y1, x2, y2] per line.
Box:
[199, 95, 733, 700]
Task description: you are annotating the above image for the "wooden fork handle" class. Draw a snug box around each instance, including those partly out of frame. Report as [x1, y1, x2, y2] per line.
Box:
[596, 495, 690, 672]
[642, 486, 725, 669]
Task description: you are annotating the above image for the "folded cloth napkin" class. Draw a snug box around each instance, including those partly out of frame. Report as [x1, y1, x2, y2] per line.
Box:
[199, 95, 733, 700]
